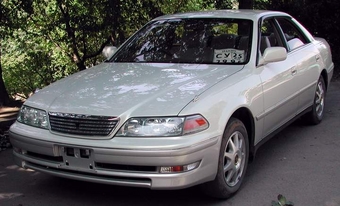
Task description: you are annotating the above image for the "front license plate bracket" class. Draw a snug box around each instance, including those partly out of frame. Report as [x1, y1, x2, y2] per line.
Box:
[59, 146, 95, 171]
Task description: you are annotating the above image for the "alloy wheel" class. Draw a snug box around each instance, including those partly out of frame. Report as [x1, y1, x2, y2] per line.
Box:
[315, 80, 325, 118]
[223, 131, 246, 187]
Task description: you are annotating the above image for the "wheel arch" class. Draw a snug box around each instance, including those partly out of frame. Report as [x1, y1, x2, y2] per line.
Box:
[321, 69, 328, 91]
[230, 107, 256, 162]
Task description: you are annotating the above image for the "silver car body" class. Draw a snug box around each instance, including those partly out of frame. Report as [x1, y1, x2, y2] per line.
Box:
[10, 10, 334, 189]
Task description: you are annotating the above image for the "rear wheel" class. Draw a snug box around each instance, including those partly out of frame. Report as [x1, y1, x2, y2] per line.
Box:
[201, 117, 249, 199]
[305, 76, 326, 125]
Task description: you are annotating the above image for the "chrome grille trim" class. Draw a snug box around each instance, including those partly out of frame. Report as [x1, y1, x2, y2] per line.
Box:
[49, 112, 119, 136]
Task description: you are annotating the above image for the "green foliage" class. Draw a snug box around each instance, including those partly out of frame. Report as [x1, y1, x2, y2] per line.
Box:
[159, 0, 215, 14]
[1, 0, 218, 99]
[1, 0, 34, 104]
[271, 194, 294, 206]
[1, 0, 339, 100]
[2, 30, 75, 98]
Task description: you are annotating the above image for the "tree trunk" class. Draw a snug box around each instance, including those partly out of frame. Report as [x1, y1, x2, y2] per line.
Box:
[239, 0, 254, 9]
[0, 64, 10, 107]
[0, 39, 10, 106]
[0, 3, 9, 106]
[76, 61, 87, 71]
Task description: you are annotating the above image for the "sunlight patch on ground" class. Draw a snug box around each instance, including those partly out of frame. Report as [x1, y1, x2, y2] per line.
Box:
[6, 164, 35, 172]
[325, 197, 340, 206]
[6, 165, 20, 170]
[0, 193, 23, 200]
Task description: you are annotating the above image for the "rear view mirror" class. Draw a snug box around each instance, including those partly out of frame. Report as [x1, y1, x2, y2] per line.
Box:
[258, 47, 287, 66]
[102, 46, 118, 59]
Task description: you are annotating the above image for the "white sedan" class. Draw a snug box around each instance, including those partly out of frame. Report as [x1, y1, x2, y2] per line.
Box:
[10, 10, 334, 198]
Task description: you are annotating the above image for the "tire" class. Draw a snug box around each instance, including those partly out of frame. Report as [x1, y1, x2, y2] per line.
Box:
[201, 117, 249, 199]
[305, 76, 326, 125]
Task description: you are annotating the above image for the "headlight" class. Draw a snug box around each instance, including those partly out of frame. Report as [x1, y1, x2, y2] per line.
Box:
[116, 114, 209, 137]
[17, 105, 48, 129]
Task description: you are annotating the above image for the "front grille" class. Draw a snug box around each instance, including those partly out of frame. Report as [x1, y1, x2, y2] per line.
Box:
[49, 112, 118, 136]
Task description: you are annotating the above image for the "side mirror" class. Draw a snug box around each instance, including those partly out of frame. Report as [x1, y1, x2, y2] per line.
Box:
[258, 47, 287, 66]
[102, 46, 118, 59]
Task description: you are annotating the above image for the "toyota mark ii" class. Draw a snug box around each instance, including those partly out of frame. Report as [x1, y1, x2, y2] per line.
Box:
[9, 10, 334, 198]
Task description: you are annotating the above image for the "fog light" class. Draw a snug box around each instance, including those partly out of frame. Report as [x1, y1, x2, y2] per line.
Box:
[160, 161, 200, 173]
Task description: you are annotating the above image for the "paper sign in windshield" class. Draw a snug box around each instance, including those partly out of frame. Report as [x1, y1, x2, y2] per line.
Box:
[213, 49, 245, 63]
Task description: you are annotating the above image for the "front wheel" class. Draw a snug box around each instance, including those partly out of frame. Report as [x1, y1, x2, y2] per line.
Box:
[201, 117, 249, 199]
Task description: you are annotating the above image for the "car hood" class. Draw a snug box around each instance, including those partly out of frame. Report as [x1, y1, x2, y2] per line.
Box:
[25, 63, 243, 117]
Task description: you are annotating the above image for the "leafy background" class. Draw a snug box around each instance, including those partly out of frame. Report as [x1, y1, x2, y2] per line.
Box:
[0, 0, 339, 102]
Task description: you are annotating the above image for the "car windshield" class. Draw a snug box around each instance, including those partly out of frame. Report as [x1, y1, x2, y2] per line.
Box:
[111, 18, 253, 64]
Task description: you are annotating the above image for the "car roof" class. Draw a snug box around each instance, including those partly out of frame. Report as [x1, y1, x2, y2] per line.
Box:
[153, 10, 290, 21]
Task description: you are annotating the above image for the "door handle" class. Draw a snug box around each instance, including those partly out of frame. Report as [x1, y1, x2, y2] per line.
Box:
[316, 55, 320, 61]
[291, 69, 297, 76]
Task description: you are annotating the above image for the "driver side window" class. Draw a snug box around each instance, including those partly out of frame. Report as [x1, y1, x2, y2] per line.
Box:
[260, 19, 281, 55]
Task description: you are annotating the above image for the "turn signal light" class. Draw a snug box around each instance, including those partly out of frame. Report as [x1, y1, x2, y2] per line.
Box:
[160, 161, 201, 173]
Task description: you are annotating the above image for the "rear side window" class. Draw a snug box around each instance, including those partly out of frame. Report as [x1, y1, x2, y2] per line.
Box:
[276, 18, 310, 51]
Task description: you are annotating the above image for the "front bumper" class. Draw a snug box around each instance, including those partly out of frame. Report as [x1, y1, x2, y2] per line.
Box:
[9, 126, 221, 189]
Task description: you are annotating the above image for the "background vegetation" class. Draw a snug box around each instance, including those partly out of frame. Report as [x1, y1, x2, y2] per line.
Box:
[0, 0, 339, 106]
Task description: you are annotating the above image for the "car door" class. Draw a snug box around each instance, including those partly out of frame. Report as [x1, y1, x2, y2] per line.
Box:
[275, 17, 322, 115]
[257, 18, 299, 138]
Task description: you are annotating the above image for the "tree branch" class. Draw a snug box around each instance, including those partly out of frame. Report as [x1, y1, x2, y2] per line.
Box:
[56, 0, 82, 65]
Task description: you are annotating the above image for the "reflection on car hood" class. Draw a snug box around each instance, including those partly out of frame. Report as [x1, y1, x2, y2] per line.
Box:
[25, 63, 243, 117]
